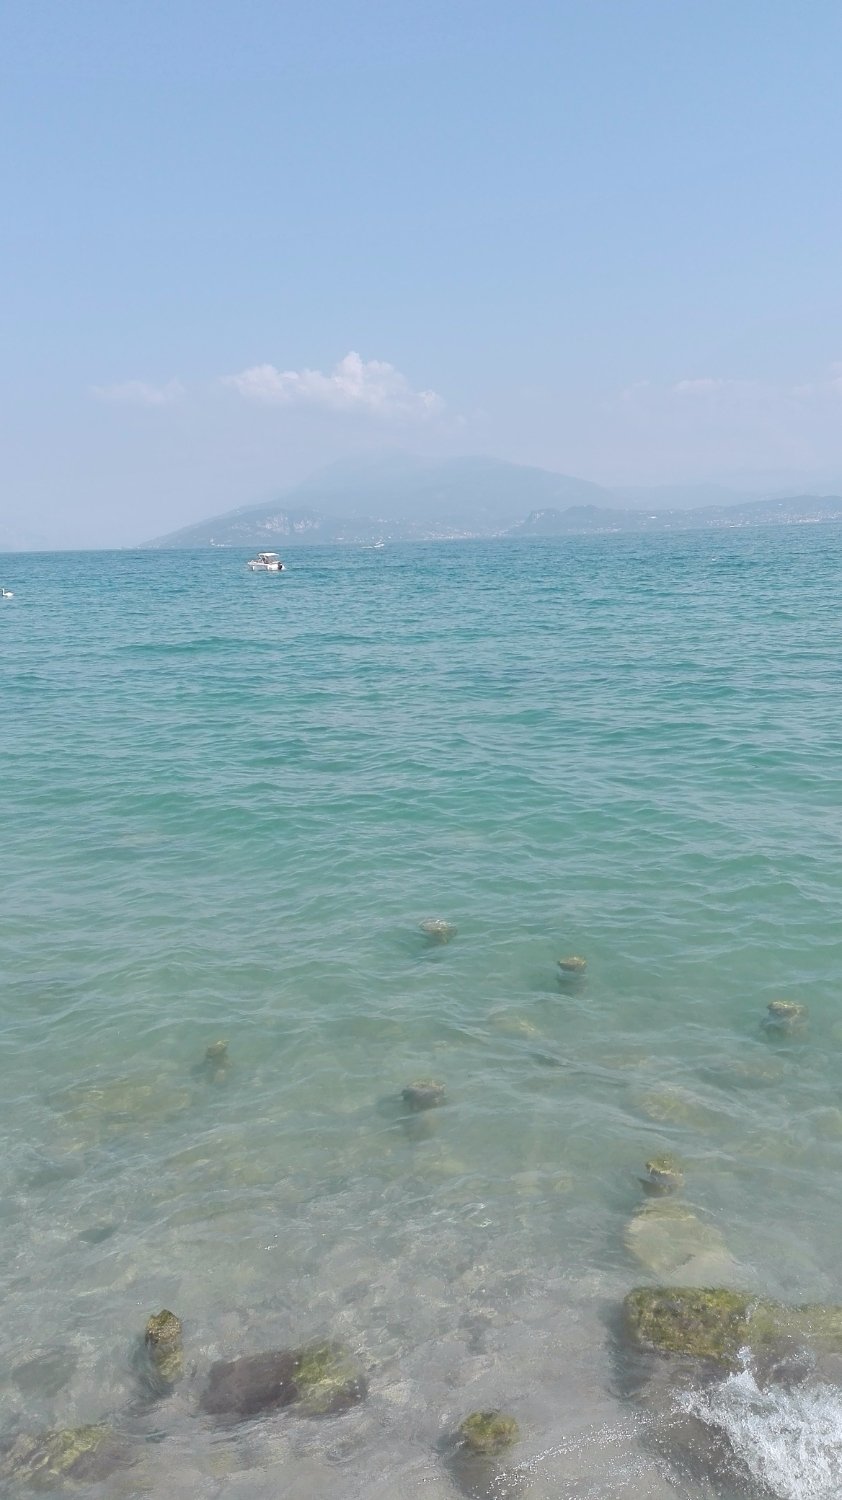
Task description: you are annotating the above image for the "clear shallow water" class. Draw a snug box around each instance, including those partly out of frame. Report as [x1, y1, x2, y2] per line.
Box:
[1, 529, 841, 1498]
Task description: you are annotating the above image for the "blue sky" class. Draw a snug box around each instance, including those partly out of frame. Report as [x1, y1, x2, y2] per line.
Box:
[2, 0, 842, 544]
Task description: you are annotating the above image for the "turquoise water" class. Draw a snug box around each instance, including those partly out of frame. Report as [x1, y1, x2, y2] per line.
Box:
[1, 529, 842, 1498]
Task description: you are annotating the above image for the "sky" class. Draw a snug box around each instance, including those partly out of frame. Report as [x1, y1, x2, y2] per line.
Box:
[2, 0, 842, 546]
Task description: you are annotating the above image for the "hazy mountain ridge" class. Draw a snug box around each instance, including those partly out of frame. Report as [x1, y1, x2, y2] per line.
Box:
[143, 455, 842, 550]
[509, 493, 842, 537]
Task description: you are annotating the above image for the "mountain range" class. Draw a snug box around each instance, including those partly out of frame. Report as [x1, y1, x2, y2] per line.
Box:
[144, 453, 842, 549]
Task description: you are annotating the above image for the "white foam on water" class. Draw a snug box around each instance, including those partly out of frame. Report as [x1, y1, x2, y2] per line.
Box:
[683, 1368, 842, 1500]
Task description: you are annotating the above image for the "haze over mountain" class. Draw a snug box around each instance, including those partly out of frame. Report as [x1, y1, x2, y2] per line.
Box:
[144, 453, 842, 550]
[146, 453, 613, 547]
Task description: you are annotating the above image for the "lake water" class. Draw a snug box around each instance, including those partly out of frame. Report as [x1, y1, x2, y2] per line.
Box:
[1, 529, 841, 1498]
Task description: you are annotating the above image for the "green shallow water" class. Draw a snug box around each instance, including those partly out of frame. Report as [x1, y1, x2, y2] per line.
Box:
[1, 529, 841, 1498]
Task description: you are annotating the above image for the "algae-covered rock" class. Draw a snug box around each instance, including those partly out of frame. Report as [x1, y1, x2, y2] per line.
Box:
[401, 1080, 446, 1111]
[419, 919, 458, 944]
[201, 1039, 230, 1084]
[488, 1011, 540, 1040]
[0, 1424, 117, 1487]
[557, 955, 587, 975]
[764, 1000, 808, 1034]
[201, 1342, 367, 1421]
[623, 1199, 728, 1276]
[144, 1309, 183, 1390]
[623, 1286, 842, 1369]
[642, 1154, 685, 1195]
[458, 1410, 520, 1455]
[291, 1339, 368, 1416]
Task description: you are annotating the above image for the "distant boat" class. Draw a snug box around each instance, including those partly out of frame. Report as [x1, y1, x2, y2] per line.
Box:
[373, 540, 386, 549]
[246, 552, 285, 572]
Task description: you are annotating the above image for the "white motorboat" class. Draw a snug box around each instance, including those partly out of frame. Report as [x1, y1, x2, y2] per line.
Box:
[247, 552, 285, 572]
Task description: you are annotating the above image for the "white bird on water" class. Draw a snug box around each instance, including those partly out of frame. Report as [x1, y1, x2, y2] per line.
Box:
[1, 588, 13, 598]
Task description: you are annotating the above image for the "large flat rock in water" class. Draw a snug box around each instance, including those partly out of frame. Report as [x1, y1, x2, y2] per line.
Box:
[201, 1351, 299, 1417]
[624, 1287, 842, 1370]
[201, 1342, 367, 1420]
[623, 1200, 735, 1279]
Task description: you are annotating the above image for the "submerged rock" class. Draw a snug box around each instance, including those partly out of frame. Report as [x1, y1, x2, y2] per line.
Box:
[624, 1286, 842, 1370]
[11, 1348, 78, 1400]
[557, 955, 587, 975]
[401, 1080, 446, 1111]
[201, 1350, 300, 1418]
[641, 1153, 685, 1195]
[201, 1341, 367, 1421]
[764, 1000, 808, 1034]
[623, 1199, 729, 1277]
[55, 1075, 193, 1146]
[200, 1039, 230, 1084]
[810, 1106, 842, 1140]
[637, 1084, 719, 1131]
[0, 1424, 120, 1486]
[458, 1410, 520, 1455]
[77, 1223, 118, 1245]
[419, 919, 458, 944]
[143, 1309, 184, 1390]
[702, 1054, 785, 1088]
[488, 1011, 540, 1040]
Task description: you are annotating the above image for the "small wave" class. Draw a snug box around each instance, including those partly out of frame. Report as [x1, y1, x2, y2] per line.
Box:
[683, 1367, 842, 1500]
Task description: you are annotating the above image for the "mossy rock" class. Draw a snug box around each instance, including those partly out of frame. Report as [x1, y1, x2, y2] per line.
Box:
[401, 1080, 446, 1111]
[624, 1286, 842, 1369]
[623, 1199, 727, 1276]
[201, 1342, 367, 1421]
[458, 1410, 520, 1455]
[291, 1339, 367, 1416]
[144, 1309, 183, 1388]
[642, 1153, 684, 1195]
[764, 1000, 808, 1033]
[419, 919, 458, 944]
[200, 1039, 230, 1083]
[488, 1011, 540, 1040]
[557, 955, 587, 975]
[0, 1425, 116, 1486]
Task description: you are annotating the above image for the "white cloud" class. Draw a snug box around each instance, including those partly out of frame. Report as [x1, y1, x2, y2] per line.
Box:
[619, 368, 842, 410]
[671, 368, 842, 404]
[610, 364, 842, 479]
[673, 377, 729, 396]
[92, 379, 185, 406]
[223, 351, 443, 419]
[813, 362, 842, 398]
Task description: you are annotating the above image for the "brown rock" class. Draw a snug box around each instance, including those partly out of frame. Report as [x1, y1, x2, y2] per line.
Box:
[201, 1351, 300, 1418]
